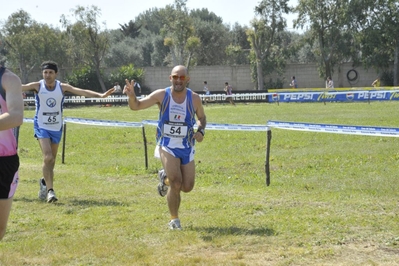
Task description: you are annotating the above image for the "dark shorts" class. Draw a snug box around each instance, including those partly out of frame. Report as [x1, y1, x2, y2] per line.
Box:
[0, 154, 20, 199]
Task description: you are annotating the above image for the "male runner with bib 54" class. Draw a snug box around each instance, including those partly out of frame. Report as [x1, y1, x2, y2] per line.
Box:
[124, 65, 207, 230]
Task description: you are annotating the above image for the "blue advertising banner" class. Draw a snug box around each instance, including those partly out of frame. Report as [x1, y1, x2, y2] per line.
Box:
[268, 90, 399, 103]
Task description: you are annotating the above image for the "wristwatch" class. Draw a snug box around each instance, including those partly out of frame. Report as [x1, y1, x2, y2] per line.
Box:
[197, 128, 205, 136]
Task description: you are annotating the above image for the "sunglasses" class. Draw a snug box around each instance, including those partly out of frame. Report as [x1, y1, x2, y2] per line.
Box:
[171, 75, 187, 81]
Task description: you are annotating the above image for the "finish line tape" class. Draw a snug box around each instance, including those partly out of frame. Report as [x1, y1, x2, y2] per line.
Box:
[23, 117, 142, 128]
[23, 118, 270, 131]
[23, 117, 398, 136]
[205, 123, 269, 131]
[143, 120, 269, 131]
[267, 120, 399, 137]
[64, 117, 143, 128]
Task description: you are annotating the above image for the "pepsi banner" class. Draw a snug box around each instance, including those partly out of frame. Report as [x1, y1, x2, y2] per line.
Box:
[269, 90, 399, 103]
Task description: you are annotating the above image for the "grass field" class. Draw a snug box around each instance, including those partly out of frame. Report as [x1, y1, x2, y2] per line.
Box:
[1, 101, 399, 265]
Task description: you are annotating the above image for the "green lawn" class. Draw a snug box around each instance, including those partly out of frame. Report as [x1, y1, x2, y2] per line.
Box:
[1, 101, 399, 265]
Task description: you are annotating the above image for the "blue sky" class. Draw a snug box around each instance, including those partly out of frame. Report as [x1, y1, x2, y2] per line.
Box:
[0, 0, 298, 31]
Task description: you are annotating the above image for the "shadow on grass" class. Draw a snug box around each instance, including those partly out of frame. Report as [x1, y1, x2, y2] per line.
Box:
[68, 199, 130, 207]
[192, 226, 275, 239]
[13, 196, 37, 203]
[14, 197, 130, 207]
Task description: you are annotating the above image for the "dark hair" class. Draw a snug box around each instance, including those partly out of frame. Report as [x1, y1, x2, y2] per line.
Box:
[204, 81, 207, 84]
[41, 60, 58, 73]
[225, 82, 228, 85]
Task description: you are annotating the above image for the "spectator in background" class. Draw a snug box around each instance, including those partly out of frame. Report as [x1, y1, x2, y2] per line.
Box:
[133, 79, 141, 96]
[372, 77, 380, 88]
[203, 81, 210, 106]
[289, 76, 298, 88]
[22, 91, 30, 109]
[113, 82, 122, 93]
[224, 82, 235, 106]
[326, 77, 334, 89]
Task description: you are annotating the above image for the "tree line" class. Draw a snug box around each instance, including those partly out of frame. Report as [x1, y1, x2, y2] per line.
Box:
[0, 0, 398, 92]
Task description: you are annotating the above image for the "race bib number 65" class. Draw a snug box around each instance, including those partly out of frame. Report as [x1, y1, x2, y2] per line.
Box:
[40, 111, 61, 126]
[163, 121, 188, 138]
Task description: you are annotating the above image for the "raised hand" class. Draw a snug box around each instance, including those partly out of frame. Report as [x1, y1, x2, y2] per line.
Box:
[123, 79, 136, 97]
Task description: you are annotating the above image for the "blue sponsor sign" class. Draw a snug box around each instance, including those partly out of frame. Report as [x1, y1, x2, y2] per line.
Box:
[268, 90, 399, 103]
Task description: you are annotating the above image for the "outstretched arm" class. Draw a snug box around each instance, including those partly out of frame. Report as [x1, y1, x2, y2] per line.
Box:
[22, 82, 40, 93]
[62, 84, 115, 98]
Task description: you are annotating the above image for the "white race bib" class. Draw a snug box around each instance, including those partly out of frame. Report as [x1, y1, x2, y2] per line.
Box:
[163, 121, 188, 138]
[38, 111, 61, 129]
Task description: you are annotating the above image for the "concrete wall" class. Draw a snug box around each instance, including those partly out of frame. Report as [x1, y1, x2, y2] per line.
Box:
[143, 63, 380, 92]
[284, 63, 380, 89]
[143, 65, 256, 92]
[25, 63, 380, 92]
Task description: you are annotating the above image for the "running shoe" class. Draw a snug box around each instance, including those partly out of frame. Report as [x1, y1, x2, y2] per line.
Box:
[157, 169, 168, 197]
[169, 218, 182, 230]
[38, 178, 47, 200]
[47, 190, 58, 203]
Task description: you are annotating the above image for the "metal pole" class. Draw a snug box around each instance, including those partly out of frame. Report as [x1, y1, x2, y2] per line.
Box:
[142, 126, 148, 169]
[265, 129, 272, 186]
[62, 121, 67, 164]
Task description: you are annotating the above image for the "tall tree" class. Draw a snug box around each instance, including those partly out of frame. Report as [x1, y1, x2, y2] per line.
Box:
[133, 5, 229, 67]
[287, 31, 318, 64]
[119, 20, 141, 39]
[1, 10, 69, 82]
[135, 8, 164, 34]
[61, 5, 110, 92]
[294, 0, 357, 82]
[159, 0, 200, 68]
[225, 23, 251, 65]
[132, 8, 170, 66]
[191, 8, 230, 65]
[104, 36, 145, 67]
[354, 0, 399, 85]
[247, 0, 290, 91]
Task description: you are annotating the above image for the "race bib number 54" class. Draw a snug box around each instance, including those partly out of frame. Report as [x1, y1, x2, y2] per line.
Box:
[163, 121, 188, 138]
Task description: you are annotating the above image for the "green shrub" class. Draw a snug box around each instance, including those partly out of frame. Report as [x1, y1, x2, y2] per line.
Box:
[64, 67, 104, 92]
[64, 64, 145, 93]
[263, 77, 284, 91]
[380, 70, 394, 86]
[108, 64, 145, 89]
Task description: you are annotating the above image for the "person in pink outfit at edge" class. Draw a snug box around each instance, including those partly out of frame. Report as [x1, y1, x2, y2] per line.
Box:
[0, 63, 24, 241]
